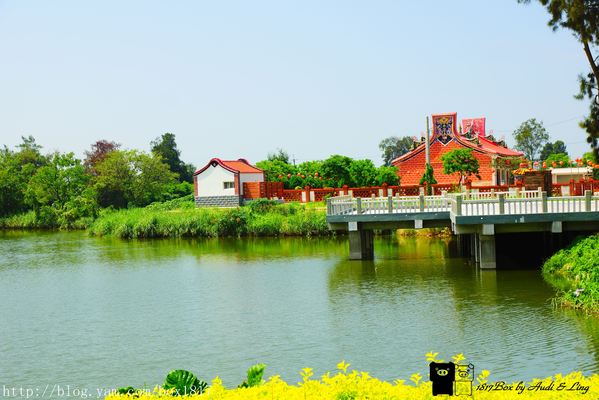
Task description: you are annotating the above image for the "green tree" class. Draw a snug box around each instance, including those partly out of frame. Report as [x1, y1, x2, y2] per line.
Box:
[545, 152, 571, 167]
[441, 148, 480, 185]
[0, 136, 48, 216]
[582, 151, 597, 164]
[267, 148, 290, 164]
[513, 118, 549, 161]
[25, 152, 94, 226]
[93, 150, 177, 208]
[540, 140, 568, 161]
[378, 136, 414, 166]
[348, 159, 377, 187]
[419, 164, 438, 194]
[0, 148, 26, 216]
[520, 0, 599, 158]
[151, 133, 194, 182]
[375, 165, 399, 186]
[321, 155, 353, 187]
[256, 159, 297, 182]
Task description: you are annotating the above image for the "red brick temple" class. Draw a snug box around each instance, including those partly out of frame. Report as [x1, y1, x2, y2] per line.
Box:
[392, 112, 523, 186]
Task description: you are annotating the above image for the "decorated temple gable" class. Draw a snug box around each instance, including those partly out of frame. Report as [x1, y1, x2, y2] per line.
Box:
[392, 113, 523, 186]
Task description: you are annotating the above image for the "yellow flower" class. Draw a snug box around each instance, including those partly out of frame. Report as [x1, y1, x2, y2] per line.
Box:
[300, 367, 313, 382]
[452, 353, 465, 364]
[337, 360, 350, 374]
[410, 373, 422, 386]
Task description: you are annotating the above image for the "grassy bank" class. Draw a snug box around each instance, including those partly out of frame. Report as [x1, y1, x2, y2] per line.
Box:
[88, 197, 330, 239]
[543, 234, 599, 312]
[0, 210, 91, 230]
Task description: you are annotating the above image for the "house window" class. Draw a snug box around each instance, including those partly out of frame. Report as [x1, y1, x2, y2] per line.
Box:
[223, 181, 235, 189]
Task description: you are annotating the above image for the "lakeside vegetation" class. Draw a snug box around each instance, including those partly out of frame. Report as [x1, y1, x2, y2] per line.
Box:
[107, 356, 597, 399]
[543, 234, 599, 312]
[88, 198, 330, 239]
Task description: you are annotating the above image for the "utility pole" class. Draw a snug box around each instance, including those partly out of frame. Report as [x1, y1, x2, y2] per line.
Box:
[425, 116, 431, 166]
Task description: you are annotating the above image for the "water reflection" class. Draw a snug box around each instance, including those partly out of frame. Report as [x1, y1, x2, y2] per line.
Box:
[327, 235, 599, 381]
[0, 231, 598, 392]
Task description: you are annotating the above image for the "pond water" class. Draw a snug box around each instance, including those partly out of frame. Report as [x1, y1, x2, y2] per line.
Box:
[0, 231, 598, 396]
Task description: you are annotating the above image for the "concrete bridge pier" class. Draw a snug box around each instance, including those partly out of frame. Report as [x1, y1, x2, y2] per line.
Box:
[476, 231, 496, 269]
[348, 227, 374, 260]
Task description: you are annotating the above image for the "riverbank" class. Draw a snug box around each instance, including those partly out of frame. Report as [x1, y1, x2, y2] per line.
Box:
[88, 198, 331, 238]
[542, 234, 599, 312]
[1, 196, 452, 239]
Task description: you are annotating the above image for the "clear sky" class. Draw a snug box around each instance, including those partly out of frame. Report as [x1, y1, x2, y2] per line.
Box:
[0, 0, 592, 167]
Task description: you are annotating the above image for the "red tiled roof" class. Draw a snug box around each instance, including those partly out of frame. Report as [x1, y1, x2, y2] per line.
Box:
[194, 158, 263, 175]
[392, 119, 522, 164]
[221, 159, 263, 173]
[474, 136, 522, 156]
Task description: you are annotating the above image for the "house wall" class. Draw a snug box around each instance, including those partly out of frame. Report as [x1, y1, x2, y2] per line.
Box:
[196, 165, 236, 196]
[394, 140, 495, 185]
[239, 173, 264, 195]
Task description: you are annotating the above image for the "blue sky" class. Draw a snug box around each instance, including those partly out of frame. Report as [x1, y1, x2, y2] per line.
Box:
[0, 0, 592, 167]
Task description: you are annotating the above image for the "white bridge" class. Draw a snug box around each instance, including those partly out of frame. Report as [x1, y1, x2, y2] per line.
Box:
[326, 189, 599, 267]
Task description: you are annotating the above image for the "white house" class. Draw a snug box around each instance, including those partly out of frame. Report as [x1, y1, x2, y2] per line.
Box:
[193, 158, 264, 207]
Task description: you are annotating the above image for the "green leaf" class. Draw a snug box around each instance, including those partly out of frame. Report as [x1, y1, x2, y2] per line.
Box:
[238, 363, 266, 388]
[163, 369, 207, 396]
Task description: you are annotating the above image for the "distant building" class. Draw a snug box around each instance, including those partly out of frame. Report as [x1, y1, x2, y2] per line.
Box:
[392, 112, 523, 186]
[193, 158, 264, 207]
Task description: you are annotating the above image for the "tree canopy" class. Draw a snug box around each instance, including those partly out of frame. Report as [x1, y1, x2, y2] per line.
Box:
[378, 136, 414, 166]
[520, 0, 599, 158]
[151, 133, 194, 182]
[440, 148, 480, 185]
[513, 118, 550, 161]
[540, 140, 568, 161]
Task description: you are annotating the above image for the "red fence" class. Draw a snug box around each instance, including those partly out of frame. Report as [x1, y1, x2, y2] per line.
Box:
[243, 181, 284, 200]
[245, 179, 599, 202]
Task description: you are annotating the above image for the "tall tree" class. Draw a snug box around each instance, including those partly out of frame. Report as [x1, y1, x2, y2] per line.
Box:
[267, 148, 290, 164]
[513, 118, 549, 161]
[26, 152, 88, 207]
[378, 136, 414, 166]
[321, 155, 353, 187]
[93, 150, 177, 208]
[151, 133, 193, 182]
[540, 140, 568, 161]
[520, 0, 599, 158]
[441, 148, 481, 185]
[84, 140, 120, 174]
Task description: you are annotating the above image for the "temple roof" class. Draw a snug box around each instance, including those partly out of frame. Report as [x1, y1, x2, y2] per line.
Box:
[392, 113, 523, 164]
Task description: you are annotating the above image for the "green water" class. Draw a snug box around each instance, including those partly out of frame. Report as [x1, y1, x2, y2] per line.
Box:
[0, 231, 598, 396]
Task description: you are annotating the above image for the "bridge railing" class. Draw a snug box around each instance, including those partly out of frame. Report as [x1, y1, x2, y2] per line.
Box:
[327, 191, 599, 217]
[327, 194, 452, 215]
[449, 191, 599, 216]
[328, 195, 354, 215]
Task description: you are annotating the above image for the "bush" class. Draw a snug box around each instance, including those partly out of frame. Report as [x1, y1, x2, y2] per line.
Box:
[543, 234, 599, 311]
[88, 201, 331, 238]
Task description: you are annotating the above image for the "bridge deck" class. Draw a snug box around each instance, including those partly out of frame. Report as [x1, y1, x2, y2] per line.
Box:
[326, 190, 599, 231]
